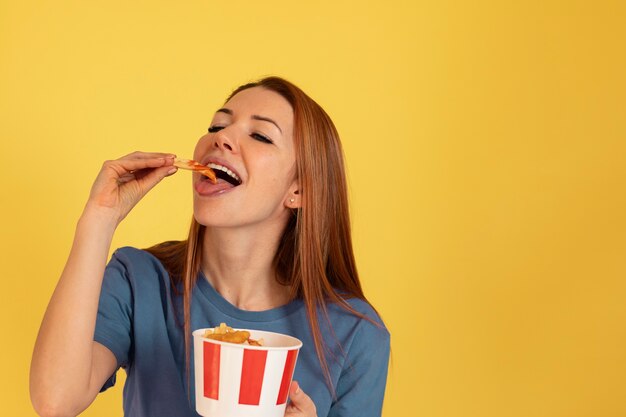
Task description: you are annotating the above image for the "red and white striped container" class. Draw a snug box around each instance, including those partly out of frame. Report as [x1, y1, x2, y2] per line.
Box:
[193, 328, 302, 417]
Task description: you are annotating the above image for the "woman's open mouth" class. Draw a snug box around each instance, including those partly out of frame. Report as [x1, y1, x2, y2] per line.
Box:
[207, 163, 242, 186]
[194, 162, 242, 196]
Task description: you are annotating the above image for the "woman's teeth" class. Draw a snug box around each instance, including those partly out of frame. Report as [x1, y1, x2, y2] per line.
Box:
[207, 163, 241, 185]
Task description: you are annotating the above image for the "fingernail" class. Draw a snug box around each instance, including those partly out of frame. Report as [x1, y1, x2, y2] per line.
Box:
[167, 167, 177, 175]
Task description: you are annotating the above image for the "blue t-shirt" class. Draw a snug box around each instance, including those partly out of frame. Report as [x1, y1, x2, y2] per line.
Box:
[94, 247, 390, 417]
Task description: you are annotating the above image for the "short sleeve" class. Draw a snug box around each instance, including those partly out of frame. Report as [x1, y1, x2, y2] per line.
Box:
[93, 249, 134, 391]
[328, 320, 390, 417]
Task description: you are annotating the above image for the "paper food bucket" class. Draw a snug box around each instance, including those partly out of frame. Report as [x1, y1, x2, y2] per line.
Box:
[193, 328, 303, 417]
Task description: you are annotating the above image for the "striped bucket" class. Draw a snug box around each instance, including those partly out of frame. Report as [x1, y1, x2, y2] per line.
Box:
[193, 328, 302, 417]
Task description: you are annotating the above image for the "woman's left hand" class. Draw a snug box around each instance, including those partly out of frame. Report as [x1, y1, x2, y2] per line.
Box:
[285, 381, 317, 417]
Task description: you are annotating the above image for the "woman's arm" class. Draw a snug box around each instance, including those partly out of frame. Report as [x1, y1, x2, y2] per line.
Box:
[328, 319, 391, 417]
[30, 152, 177, 417]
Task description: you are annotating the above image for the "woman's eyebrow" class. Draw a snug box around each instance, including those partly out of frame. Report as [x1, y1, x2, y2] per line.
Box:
[215, 108, 282, 134]
[251, 115, 282, 134]
[216, 108, 233, 115]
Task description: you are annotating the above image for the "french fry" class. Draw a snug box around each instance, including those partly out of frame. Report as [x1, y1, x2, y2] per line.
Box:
[203, 322, 263, 346]
[173, 158, 217, 183]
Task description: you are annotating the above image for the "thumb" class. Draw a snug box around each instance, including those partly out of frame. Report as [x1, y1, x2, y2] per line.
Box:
[287, 381, 317, 415]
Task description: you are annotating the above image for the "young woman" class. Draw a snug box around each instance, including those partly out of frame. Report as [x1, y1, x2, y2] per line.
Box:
[30, 77, 390, 417]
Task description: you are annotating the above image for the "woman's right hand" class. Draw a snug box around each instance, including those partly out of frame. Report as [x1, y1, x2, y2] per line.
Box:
[86, 151, 178, 225]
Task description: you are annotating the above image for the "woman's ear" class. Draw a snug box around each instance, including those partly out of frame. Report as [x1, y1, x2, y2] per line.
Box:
[285, 184, 301, 209]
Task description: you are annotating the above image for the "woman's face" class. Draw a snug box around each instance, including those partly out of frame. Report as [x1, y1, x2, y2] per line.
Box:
[192, 86, 297, 229]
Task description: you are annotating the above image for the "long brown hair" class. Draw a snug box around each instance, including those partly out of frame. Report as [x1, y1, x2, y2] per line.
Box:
[147, 76, 374, 393]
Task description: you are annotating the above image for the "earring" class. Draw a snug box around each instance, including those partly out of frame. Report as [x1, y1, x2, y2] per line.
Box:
[289, 198, 295, 203]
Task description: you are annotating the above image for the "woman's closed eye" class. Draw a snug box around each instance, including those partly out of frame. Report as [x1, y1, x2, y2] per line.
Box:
[251, 132, 273, 144]
[208, 125, 273, 144]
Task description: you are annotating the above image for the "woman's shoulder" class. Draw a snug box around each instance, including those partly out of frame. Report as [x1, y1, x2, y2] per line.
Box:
[328, 291, 383, 319]
[327, 293, 390, 340]
[110, 245, 162, 267]
[106, 246, 171, 284]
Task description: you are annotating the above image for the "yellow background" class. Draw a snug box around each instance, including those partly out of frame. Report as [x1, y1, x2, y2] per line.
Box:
[1, 1, 625, 416]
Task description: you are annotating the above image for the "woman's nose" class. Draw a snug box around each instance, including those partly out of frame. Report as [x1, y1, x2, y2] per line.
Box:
[213, 130, 237, 152]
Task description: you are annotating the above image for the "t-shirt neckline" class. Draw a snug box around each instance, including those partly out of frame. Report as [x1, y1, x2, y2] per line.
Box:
[195, 271, 303, 322]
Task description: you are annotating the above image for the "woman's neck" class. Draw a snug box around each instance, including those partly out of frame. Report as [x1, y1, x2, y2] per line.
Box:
[200, 225, 291, 311]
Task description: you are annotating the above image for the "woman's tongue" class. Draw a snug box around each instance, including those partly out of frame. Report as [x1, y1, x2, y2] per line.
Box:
[195, 176, 236, 195]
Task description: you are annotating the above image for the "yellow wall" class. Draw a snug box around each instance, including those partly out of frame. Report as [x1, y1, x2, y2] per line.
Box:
[1, 1, 625, 416]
